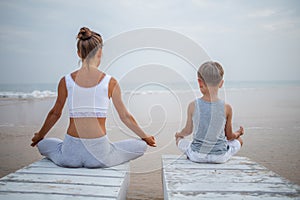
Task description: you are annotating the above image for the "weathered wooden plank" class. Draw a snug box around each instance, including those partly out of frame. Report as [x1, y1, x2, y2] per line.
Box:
[164, 169, 290, 184]
[0, 192, 114, 200]
[0, 181, 120, 198]
[162, 155, 250, 161]
[167, 192, 300, 200]
[165, 182, 298, 193]
[163, 157, 256, 166]
[162, 155, 266, 170]
[0, 158, 130, 200]
[163, 163, 265, 170]
[117, 172, 130, 200]
[15, 166, 126, 178]
[1, 173, 123, 186]
[29, 158, 128, 171]
[162, 155, 300, 200]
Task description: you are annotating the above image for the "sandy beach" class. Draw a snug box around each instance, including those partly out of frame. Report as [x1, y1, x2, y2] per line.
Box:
[0, 85, 300, 200]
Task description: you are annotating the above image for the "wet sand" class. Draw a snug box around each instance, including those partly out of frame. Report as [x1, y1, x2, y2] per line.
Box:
[0, 86, 299, 199]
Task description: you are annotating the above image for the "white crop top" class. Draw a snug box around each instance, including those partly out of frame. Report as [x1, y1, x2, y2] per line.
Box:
[65, 73, 111, 118]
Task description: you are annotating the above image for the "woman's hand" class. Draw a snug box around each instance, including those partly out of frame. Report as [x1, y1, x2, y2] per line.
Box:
[31, 132, 44, 147]
[175, 132, 182, 139]
[175, 132, 184, 145]
[142, 135, 156, 147]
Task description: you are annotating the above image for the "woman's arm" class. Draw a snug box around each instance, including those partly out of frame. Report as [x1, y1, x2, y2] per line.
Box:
[31, 77, 67, 147]
[224, 103, 244, 140]
[110, 78, 156, 147]
[175, 101, 194, 138]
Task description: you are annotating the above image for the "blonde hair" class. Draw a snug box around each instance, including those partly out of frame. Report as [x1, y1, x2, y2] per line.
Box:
[197, 61, 224, 86]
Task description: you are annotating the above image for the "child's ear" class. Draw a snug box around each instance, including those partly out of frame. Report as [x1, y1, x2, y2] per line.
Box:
[219, 80, 224, 88]
[198, 79, 204, 88]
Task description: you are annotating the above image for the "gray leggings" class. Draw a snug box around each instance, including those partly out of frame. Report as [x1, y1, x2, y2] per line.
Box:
[37, 134, 147, 168]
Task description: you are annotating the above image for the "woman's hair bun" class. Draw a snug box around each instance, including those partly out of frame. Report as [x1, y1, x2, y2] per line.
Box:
[77, 27, 92, 40]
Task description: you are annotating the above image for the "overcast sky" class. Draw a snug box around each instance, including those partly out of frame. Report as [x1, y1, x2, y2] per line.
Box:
[0, 0, 300, 84]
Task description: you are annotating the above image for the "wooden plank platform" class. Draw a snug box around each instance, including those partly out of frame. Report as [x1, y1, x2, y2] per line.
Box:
[0, 158, 129, 200]
[162, 155, 300, 200]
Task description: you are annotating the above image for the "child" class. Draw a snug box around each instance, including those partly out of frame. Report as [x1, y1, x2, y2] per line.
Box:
[175, 61, 244, 163]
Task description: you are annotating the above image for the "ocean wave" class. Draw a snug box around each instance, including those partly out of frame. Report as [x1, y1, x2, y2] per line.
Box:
[1, 89, 184, 99]
[0, 86, 280, 99]
[0, 90, 57, 99]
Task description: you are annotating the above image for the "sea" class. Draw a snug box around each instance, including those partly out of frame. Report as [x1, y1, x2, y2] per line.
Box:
[0, 80, 300, 99]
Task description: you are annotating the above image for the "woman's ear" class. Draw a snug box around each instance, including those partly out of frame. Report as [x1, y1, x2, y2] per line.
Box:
[97, 48, 102, 58]
[77, 50, 81, 58]
[219, 80, 224, 88]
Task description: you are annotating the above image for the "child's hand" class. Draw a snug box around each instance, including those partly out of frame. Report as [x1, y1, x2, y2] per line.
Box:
[142, 135, 156, 147]
[238, 126, 244, 137]
[31, 132, 44, 147]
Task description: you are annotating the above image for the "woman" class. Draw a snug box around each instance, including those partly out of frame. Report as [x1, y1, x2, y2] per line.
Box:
[31, 27, 156, 168]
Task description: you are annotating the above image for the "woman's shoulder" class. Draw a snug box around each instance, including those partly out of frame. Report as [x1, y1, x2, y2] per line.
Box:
[108, 76, 117, 83]
[108, 76, 118, 98]
[62, 71, 78, 86]
[108, 76, 118, 89]
[69, 70, 79, 79]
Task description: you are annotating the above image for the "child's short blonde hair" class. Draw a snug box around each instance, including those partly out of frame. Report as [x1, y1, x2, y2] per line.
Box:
[197, 61, 224, 86]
